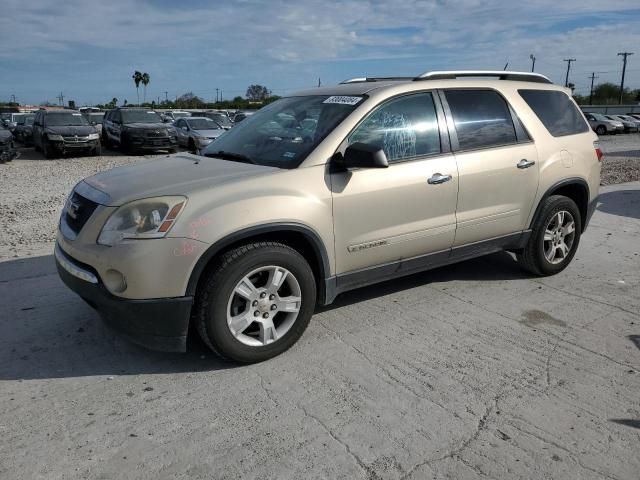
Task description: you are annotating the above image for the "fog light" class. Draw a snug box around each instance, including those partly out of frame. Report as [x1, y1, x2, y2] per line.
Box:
[104, 269, 127, 293]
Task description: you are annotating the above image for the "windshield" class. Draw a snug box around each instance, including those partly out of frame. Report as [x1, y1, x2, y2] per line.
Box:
[88, 113, 105, 121]
[187, 118, 220, 130]
[45, 113, 89, 126]
[205, 112, 232, 127]
[24, 116, 34, 126]
[121, 110, 163, 123]
[202, 95, 363, 168]
[172, 113, 190, 119]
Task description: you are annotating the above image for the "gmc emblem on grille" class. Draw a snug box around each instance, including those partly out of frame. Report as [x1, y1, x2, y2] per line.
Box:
[67, 200, 81, 220]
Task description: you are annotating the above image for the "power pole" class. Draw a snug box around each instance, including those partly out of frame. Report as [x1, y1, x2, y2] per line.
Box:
[563, 58, 576, 87]
[318, 77, 321, 87]
[10, 94, 16, 104]
[215, 88, 219, 103]
[617, 52, 634, 104]
[588, 73, 598, 105]
[529, 54, 536, 72]
[164, 91, 168, 103]
[57, 92, 65, 106]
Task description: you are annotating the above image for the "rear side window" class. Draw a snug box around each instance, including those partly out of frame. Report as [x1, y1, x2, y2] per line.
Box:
[519, 89, 589, 137]
[445, 90, 517, 150]
[348, 92, 441, 163]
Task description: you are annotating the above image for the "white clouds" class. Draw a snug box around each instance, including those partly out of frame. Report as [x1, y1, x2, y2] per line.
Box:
[0, 0, 638, 102]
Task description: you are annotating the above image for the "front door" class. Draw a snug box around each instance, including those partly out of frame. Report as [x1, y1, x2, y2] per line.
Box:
[330, 92, 459, 277]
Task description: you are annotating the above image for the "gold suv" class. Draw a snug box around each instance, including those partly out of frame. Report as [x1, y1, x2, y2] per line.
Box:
[55, 71, 602, 362]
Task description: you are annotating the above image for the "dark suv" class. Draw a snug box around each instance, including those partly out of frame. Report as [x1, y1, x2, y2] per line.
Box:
[32, 110, 101, 158]
[102, 108, 178, 154]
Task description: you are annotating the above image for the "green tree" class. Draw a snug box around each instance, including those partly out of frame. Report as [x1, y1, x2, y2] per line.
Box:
[141, 72, 150, 104]
[246, 84, 271, 102]
[132, 71, 142, 105]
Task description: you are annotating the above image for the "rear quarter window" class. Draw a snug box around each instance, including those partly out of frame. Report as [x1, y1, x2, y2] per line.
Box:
[519, 89, 589, 137]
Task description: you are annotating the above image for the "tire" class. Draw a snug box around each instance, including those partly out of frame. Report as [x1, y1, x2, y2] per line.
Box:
[517, 195, 582, 276]
[595, 125, 606, 135]
[168, 147, 177, 154]
[188, 139, 196, 153]
[42, 140, 55, 159]
[93, 143, 102, 156]
[195, 241, 316, 363]
[102, 134, 110, 148]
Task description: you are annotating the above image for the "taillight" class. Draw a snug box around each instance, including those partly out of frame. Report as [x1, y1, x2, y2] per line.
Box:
[594, 141, 603, 161]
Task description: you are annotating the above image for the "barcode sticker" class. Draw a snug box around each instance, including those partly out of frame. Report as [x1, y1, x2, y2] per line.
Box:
[323, 96, 362, 106]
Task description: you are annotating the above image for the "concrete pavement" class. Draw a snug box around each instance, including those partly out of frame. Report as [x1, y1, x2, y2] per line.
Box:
[1, 183, 639, 479]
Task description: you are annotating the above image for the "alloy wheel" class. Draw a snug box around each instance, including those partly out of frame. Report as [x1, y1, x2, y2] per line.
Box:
[226, 265, 302, 347]
[543, 210, 576, 264]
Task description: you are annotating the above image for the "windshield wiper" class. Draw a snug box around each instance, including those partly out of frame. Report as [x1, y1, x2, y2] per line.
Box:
[205, 150, 255, 164]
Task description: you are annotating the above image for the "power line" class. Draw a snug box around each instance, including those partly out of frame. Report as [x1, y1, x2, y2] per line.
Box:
[617, 52, 634, 104]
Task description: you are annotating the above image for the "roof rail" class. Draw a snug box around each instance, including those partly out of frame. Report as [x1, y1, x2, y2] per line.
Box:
[414, 70, 552, 84]
[340, 76, 414, 84]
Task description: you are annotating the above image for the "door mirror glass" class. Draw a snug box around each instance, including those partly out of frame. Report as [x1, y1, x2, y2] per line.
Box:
[339, 143, 389, 169]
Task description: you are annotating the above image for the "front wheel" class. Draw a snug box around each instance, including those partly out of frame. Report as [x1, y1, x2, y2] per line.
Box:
[595, 125, 606, 135]
[42, 140, 55, 159]
[517, 195, 582, 276]
[195, 242, 316, 363]
[93, 143, 102, 156]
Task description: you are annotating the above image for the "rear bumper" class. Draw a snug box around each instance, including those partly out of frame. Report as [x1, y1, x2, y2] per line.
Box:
[55, 244, 192, 352]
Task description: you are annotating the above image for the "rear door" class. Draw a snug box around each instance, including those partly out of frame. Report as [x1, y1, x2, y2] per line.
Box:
[441, 89, 539, 248]
[331, 91, 458, 276]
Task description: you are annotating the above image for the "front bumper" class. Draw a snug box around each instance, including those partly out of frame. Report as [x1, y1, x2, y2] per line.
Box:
[55, 243, 193, 352]
[50, 139, 99, 153]
[128, 135, 177, 150]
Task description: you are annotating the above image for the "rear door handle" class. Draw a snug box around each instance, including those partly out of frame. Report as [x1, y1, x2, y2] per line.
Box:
[517, 159, 536, 169]
[428, 173, 452, 184]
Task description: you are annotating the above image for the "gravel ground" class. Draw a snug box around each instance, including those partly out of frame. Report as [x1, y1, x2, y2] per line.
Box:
[0, 134, 638, 260]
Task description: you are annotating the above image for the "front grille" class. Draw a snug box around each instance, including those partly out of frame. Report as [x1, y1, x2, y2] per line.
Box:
[62, 135, 90, 143]
[65, 192, 99, 235]
[146, 129, 167, 138]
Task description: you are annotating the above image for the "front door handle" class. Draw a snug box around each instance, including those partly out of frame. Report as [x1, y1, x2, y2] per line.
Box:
[428, 173, 452, 184]
[517, 159, 536, 169]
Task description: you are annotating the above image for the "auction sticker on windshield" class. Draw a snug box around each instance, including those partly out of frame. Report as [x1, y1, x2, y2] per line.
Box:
[323, 96, 362, 105]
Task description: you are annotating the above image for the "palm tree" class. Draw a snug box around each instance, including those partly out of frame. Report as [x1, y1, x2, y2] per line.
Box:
[111, 97, 118, 108]
[132, 71, 142, 105]
[141, 72, 150, 104]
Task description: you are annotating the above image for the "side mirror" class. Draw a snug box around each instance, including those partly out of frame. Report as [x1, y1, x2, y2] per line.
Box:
[90, 121, 97, 125]
[181, 126, 188, 131]
[338, 143, 389, 169]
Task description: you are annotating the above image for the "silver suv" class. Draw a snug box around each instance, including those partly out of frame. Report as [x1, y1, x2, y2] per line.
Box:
[55, 71, 601, 362]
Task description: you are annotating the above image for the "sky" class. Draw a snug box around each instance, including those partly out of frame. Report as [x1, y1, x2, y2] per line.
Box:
[1, 0, 639, 106]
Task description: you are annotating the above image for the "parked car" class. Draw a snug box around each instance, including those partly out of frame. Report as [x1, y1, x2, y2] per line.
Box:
[615, 114, 640, 131]
[32, 110, 101, 158]
[174, 117, 225, 152]
[162, 111, 191, 123]
[55, 70, 601, 363]
[79, 107, 102, 115]
[0, 128, 17, 163]
[102, 108, 177, 153]
[82, 112, 105, 139]
[584, 112, 619, 135]
[6, 112, 29, 131]
[232, 111, 254, 123]
[202, 111, 233, 130]
[12, 114, 35, 145]
[605, 115, 638, 133]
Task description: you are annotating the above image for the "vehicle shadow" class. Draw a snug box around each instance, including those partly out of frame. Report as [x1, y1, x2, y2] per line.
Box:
[0, 254, 236, 381]
[15, 145, 123, 160]
[321, 251, 528, 311]
[596, 189, 640, 220]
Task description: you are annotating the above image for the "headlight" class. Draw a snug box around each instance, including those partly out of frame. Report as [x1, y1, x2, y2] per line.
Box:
[97, 196, 187, 246]
[48, 133, 64, 141]
[88, 133, 99, 140]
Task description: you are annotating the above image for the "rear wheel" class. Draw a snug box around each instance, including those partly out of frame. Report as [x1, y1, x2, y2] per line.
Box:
[517, 195, 581, 276]
[195, 242, 316, 363]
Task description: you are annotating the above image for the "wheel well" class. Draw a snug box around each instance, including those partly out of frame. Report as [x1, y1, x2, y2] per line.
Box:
[188, 229, 329, 303]
[545, 182, 589, 231]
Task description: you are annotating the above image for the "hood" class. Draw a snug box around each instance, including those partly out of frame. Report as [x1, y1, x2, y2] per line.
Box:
[45, 125, 96, 136]
[81, 152, 278, 206]
[193, 128, 224, 138]
[123, 122, 167, 130]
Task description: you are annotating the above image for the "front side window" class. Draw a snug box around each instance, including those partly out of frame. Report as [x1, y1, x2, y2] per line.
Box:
[202, 95, 363, 169]
[445, 89, 517, 150]
[519, 89, 589, 137]
[348, 93, 441, 162]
